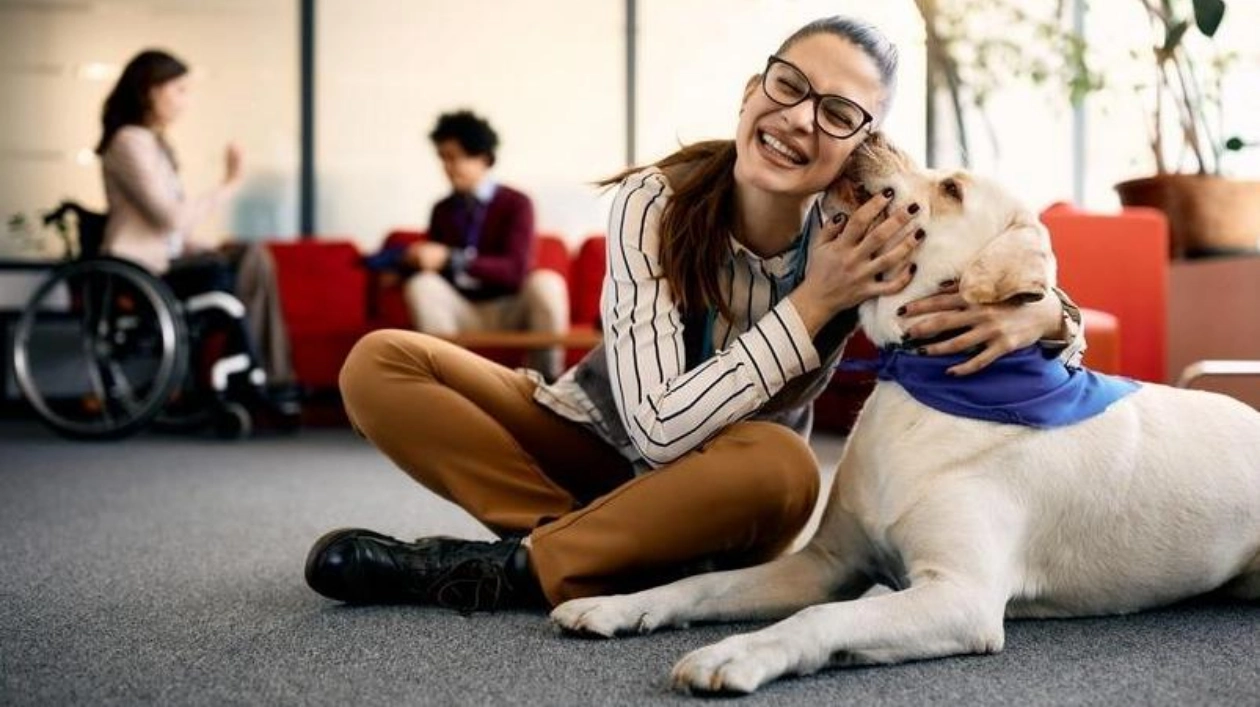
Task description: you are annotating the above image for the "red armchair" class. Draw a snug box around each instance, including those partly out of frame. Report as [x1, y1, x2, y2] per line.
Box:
[1041, 203, 1169, 382]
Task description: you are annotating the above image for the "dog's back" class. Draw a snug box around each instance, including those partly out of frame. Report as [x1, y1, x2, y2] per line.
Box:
[846, 379, 1260, 619]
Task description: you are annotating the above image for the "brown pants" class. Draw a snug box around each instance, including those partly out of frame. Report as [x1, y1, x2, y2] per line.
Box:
[338, 330, 820, 606]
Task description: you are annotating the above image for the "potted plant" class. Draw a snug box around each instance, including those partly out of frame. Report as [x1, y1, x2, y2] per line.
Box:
[918, 0, 1257, 258]
[1108, 0, 1259, 258]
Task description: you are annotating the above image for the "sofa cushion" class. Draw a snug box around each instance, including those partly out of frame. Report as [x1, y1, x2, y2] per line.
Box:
[268, 240, 366, 336]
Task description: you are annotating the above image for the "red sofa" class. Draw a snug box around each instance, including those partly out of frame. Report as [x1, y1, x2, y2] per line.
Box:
[267, 233, 604, 392]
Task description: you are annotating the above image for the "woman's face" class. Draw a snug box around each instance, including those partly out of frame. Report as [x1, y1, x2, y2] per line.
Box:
[148, 75, 190, 128]
[734, 33, 885, 199]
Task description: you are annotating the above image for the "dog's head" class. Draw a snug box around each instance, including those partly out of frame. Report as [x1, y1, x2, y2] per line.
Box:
[825, 132, 1057, 346]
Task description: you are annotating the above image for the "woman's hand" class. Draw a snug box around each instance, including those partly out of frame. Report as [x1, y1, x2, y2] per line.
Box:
[898, 283, 1067, 376]
[788, 189, 925, 335]
[224, 142, 244, 187]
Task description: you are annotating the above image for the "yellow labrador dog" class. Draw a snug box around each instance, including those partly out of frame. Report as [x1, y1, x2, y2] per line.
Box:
[551, 134, 1260, 694]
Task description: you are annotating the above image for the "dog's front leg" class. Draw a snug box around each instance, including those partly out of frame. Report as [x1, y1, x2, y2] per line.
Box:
[670, 576, 1008, 694]
[671, 493, 1018, 694]
[551, 513, 874, 637]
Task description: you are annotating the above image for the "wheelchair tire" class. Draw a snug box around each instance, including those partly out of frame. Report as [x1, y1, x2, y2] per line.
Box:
[12, 258, 189, 440]
[213, 401, 252, 440]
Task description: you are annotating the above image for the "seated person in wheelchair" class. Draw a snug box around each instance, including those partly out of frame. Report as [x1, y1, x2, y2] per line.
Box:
[95, 49, 297, 411]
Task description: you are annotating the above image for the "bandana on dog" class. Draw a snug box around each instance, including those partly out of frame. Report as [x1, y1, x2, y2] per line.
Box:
[847, 346, 1140, 428]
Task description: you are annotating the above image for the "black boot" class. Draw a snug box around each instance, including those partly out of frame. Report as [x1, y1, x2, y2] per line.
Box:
[304, 528, 542, 612]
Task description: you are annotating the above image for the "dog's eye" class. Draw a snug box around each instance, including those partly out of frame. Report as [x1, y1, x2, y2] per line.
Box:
[941, 178, 964, 202]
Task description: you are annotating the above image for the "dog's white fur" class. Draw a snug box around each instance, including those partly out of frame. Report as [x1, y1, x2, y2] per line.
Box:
[551, 135, 1260, 694]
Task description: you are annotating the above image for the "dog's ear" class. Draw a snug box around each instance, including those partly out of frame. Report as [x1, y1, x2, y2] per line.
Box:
[959, 215, 1055, 305]
[865, 130, 890, 149]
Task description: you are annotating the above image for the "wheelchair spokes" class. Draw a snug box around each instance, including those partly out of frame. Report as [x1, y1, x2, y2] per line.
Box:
[13, 258, 187, 440]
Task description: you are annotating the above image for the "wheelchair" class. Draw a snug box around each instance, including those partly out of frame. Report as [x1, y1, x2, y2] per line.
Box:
[10, 201, 292, 440]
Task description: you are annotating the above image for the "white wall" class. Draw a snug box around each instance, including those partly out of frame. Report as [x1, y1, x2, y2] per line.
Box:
[316, 0, 625, 251]
[0, 0, 299, 257]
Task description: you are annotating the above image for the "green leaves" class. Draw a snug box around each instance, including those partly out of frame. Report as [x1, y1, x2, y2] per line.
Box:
[1192, 0, 1226, 37]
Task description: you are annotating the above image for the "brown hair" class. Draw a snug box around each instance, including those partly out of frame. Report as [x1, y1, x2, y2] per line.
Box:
[604, 17, 898, 319]
[96, 50, 189, 157]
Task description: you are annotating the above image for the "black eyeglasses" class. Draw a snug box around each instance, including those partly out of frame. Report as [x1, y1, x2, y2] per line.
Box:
[762, 56, 874, 140]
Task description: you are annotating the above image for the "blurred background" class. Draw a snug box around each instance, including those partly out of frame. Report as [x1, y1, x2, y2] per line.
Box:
[2, 0, 1254, 253]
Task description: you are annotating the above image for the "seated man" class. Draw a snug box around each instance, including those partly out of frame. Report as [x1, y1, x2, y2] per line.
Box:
[399, 111, 568, 380]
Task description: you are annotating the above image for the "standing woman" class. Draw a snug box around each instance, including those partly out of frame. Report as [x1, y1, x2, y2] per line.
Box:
[306, 17, 1082, 611]
[96, 49, 295, 391]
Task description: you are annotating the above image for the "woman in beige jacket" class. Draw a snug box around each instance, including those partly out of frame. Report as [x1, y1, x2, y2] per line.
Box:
[96, 49, 295, 390]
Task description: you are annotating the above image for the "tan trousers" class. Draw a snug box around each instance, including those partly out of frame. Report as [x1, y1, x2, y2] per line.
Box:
[404, 270, 568, 379]
[338, 330, 820, 605]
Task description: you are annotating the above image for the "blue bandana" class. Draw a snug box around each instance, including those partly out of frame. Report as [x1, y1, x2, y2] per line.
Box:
[843, 346, 1140, 428]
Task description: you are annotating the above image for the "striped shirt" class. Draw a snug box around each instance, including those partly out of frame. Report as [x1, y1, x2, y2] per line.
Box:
[535, 167, 823, 468]
[533, 167, 1085, 469]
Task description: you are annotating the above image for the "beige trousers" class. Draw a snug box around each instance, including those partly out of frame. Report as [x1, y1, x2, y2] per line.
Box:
[230, 242, 294, 386]
[404, 270, 568, 379]
[338, 330, 821, 605]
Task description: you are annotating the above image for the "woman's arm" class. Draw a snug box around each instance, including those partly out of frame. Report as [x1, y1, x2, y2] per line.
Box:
[603, 171, 821, 468]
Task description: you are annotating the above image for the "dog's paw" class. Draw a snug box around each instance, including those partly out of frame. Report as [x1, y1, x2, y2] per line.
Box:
[550, 595, 666, 638]
[670, 634, 792, 695]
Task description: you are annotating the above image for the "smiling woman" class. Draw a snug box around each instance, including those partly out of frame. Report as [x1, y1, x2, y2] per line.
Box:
[304, 15, 1086, 616]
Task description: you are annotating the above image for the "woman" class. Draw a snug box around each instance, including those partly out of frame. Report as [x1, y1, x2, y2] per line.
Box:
[96, 49, 295, 391]
[305, 17, 1082, 612]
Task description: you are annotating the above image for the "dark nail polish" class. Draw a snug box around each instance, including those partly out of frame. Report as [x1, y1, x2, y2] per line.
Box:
[916, 347, 927, 356]
[832, 212, 846, 225]
[915, 229, 926, 241]
[896, 306, 907, 316]
[909, 264, 918, 276]
[882, 187, 895, 199]
[875, 272, 884, 282]
[908, 202, 920, 215]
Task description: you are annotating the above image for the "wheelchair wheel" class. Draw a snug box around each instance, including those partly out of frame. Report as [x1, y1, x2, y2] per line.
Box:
[12, 258, 188, 440]
[213, 401, 253, 440]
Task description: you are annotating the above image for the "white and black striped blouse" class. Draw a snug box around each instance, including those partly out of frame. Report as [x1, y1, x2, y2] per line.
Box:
[535, 168, 823, 467]
[533, 168, 1084, 469]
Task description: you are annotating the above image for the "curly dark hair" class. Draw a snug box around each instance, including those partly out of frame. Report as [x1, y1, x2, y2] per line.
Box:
[429, 110, 499, 166]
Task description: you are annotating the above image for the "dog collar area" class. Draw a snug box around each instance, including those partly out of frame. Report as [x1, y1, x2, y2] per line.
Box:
[857, 346, 1141, 428]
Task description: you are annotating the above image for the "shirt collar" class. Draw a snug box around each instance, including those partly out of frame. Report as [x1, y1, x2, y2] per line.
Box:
[471, 177, 497, 204]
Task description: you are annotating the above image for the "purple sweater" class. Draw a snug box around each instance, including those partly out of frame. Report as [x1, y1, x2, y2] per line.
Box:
[428, 184, 535, 300]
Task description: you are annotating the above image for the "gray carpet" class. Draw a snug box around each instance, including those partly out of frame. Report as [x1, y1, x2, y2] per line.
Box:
[1, 421, 1257, 707]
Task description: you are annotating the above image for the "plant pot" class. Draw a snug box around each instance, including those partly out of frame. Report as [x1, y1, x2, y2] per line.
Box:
[1115, 175, 1260, 259]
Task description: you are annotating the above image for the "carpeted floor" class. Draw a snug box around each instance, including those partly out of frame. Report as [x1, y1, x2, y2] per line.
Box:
[1, 420, 1257, 706]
